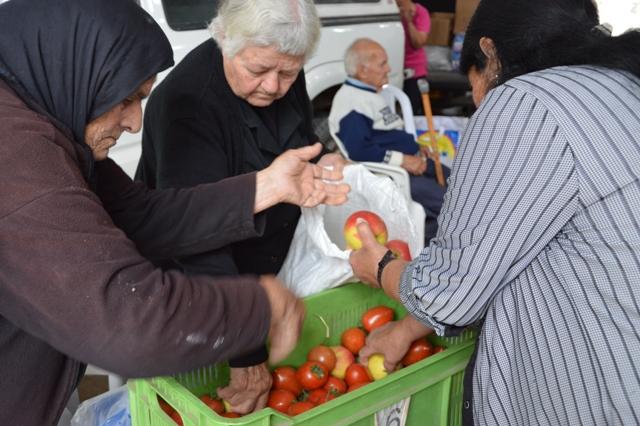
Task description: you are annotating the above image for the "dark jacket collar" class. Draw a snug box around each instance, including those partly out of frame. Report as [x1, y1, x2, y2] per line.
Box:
[238, 86, 303, 156]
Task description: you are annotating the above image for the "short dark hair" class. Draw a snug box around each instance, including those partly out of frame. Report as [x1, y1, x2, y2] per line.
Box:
[460, 0, 640, 83]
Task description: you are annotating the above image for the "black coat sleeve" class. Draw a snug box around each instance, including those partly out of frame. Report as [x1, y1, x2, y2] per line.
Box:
[1, 178, 271, 378]
[141, 106, 270, 367]
[94, 158, 265, 261]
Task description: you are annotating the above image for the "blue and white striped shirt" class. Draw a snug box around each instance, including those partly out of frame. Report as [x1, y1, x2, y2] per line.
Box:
[400, 66, 640, 425]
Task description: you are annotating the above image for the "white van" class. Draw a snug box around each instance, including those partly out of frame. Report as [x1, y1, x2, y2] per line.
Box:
[111, 0, 405, 176]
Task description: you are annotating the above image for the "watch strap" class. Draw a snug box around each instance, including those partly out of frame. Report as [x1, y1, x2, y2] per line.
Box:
[376, 249, 396, 288]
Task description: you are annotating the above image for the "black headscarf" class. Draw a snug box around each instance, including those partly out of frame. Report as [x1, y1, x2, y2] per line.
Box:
[0, 0, 174, 181]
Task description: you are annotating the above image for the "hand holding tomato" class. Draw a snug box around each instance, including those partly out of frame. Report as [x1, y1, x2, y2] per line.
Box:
[217, 363, 272, 414]
[348, 221, 389, 287]
[349, 222, 410, 299]
[358, 321, 410, 372]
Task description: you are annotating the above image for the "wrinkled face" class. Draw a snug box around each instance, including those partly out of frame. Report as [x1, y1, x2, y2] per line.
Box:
[84, 77, 155, 161]
[358, 46, 391, 91]
[467, 65, 493, 107]
[223, 44, 304, 107]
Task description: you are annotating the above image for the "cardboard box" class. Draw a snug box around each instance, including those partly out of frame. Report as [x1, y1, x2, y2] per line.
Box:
[427, 12, 454, 46]
[454, 0, 479, 33]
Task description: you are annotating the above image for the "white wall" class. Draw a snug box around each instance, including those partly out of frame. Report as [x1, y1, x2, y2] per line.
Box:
[595, 0, 640, 35]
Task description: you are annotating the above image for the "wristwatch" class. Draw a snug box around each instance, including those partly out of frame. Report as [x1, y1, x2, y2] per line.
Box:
[376, 249, 396, 289]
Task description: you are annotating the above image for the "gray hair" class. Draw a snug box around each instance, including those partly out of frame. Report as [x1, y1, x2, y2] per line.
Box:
[344, 38, 380, 77]
[209, 0, 321, 60]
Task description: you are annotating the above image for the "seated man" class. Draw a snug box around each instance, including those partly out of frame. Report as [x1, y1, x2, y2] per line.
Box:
[329, 38, 449, 234]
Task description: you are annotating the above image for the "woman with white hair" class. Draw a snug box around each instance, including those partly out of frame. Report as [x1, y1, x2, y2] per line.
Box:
[136, 0, 347, 414]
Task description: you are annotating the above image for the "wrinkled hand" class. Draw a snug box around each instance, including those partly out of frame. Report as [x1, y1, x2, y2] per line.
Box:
[349, 221, 389, 286]
[317, 152, 348, 176]
[217, 363, 272, 414]
[259, 275, 305, 365]
[360, 316, 434, 372]
[401, 154, 427, 176]
[358, 321, 411, 372]
[419, 146, 438, 165]
[266, 143, 350, 207]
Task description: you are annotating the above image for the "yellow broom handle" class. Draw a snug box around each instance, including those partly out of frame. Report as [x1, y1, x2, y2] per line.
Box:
[420, 92, 446, 187]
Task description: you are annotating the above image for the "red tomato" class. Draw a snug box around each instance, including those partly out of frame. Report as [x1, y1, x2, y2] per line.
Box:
[361, 306, 394, 332]
[267, 389, 296, 414]
[199, 395, 225, 414]
[401, 338, 434, 366]
[323, 376, 347, 396]
[433, 346, 445, 354]
[296, 361, 329, 390]
[170, 411, 183, 425]
[287, 401, 315, 416]
[221, 412, 241, 418]
[340, 327, 367, 355]
[272, 366, 302, 396]
[307, 388, 329, 405]
[307, 345, 337, 371]
[344, 363, 372, 386]
[347, 382, 369, 393]
[157, 396, 175, 417]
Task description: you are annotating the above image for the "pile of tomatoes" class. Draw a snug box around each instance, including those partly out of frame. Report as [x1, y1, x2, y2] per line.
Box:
[266, 305, 444, 416]
[161, 304, 445, 423]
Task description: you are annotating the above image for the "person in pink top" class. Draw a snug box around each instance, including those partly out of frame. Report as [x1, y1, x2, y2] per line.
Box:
[397, 0, 431, 115]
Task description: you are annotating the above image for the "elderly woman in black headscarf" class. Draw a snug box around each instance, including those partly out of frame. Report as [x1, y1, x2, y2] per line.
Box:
[0, 0, 348, 424]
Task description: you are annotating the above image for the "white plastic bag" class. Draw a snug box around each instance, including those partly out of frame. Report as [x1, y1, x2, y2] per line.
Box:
[70, 385, 130, 426]
[278, 164, 422, 297]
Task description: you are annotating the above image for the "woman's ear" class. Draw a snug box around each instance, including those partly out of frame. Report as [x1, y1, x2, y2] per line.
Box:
[479, 36, 501, 79]
[479, 37, 497, 61]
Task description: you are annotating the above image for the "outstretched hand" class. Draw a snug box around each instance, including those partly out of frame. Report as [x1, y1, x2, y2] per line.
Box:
[258, 143, 350, 210]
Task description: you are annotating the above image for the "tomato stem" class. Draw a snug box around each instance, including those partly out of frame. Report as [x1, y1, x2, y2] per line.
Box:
[315, 314, 331, 343]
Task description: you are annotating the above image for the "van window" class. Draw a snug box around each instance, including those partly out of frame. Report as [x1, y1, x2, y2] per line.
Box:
[161, 0, 218, 31]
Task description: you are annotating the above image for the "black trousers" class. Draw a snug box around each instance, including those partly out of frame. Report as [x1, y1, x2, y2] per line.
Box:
[402, 77, 425, 116]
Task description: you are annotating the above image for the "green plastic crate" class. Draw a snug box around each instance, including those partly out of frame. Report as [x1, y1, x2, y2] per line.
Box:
[129, 283, 476, 426]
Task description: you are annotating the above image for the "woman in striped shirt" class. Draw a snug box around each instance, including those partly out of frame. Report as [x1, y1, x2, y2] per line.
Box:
[350, 0, 640, 424]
